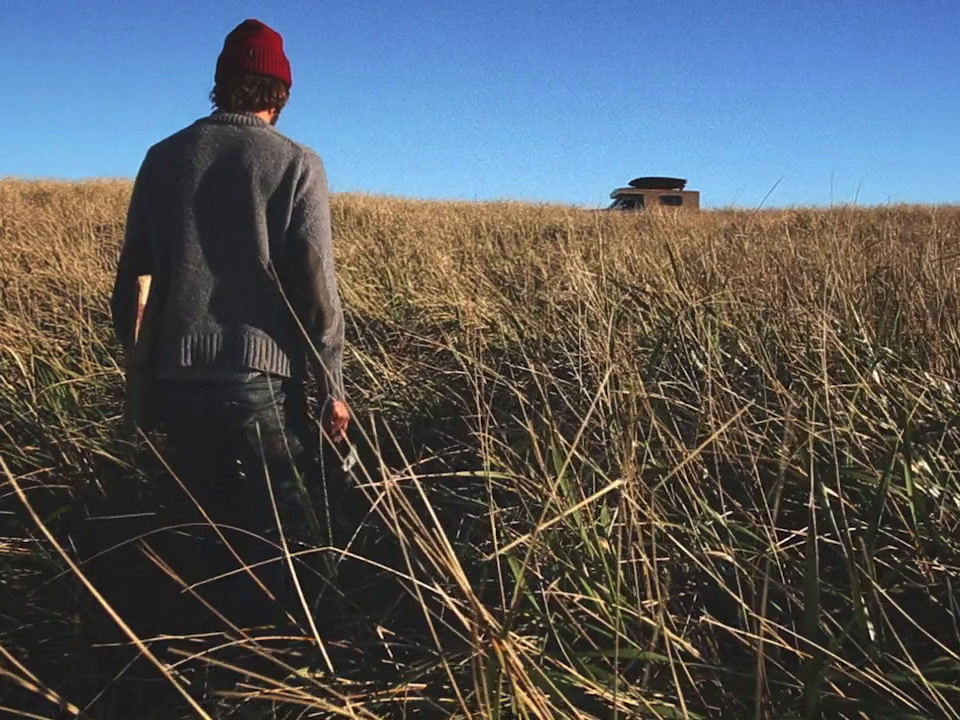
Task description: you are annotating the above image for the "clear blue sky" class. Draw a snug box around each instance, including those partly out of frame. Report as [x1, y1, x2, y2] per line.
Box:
[2, 1, 957, 208]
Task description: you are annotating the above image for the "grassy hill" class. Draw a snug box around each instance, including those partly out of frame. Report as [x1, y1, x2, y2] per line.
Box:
[2, 179, 959, 718]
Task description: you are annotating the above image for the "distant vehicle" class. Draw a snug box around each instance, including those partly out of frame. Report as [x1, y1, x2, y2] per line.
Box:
[607, 177, 700, 211]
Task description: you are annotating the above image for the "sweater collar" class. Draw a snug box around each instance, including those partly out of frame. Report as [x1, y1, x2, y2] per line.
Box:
[200, 111, 272, 128]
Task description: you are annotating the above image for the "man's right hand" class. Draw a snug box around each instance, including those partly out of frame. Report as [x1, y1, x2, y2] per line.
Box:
[324, 399, 351, 442]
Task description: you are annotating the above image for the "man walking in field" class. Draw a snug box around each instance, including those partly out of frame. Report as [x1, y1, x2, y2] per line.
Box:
[110, 19, 349, 630]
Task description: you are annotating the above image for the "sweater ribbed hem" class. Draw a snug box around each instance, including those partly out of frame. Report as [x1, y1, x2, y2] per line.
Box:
[158, 330, 295, 378]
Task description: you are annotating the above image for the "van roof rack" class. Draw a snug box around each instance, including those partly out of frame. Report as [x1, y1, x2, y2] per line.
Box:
[628, 177, 687, 191]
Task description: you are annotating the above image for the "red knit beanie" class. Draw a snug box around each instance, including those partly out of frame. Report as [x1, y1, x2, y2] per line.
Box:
[215, 19, 292, 88]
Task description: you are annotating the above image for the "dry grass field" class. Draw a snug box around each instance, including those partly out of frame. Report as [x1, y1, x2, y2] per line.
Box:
[1, 178, 960, 719]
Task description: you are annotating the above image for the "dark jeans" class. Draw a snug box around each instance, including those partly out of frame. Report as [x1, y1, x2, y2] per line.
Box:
[152, 374, 325, 631]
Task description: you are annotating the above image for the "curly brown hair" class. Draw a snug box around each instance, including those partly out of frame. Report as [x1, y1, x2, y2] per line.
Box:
[210, 73, 290, 118]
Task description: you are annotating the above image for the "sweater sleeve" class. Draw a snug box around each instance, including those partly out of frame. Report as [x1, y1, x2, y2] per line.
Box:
[111, 156, 154, 351]
[283, 151, 346, 400]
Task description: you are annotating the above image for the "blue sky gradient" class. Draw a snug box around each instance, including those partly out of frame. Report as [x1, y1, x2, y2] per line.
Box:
[2, 0, 957, 207]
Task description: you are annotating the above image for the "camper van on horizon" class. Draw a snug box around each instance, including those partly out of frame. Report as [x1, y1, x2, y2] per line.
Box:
[608, 177, 700, 211]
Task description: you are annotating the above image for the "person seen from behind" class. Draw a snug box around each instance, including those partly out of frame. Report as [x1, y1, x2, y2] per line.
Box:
[110, 18, 350, 629]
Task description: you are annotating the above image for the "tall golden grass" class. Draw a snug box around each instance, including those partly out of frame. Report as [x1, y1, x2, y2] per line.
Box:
[1, 178, 960, 718]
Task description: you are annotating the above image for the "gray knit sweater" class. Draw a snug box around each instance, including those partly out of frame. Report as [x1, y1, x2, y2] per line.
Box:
[110, 112, 345, 399]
